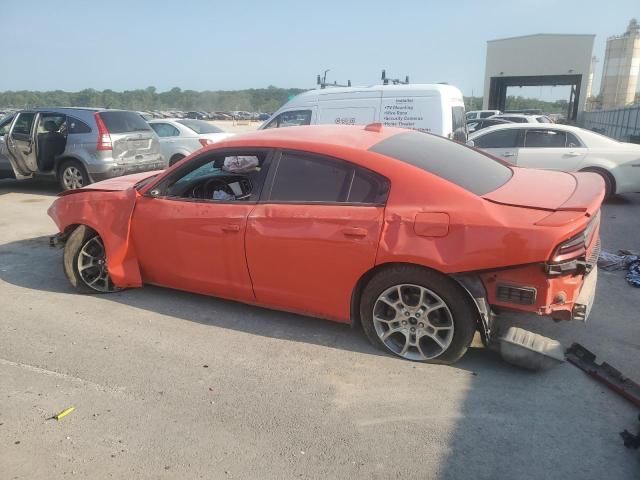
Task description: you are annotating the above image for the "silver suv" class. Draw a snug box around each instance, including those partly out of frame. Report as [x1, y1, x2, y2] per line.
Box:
[0, 107, 165, 190]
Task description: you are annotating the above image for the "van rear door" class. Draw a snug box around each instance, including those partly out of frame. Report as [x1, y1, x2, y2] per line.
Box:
[381, 89, 441, 134]
[97, 111, 161, 167]
[5, 112, 38, 179]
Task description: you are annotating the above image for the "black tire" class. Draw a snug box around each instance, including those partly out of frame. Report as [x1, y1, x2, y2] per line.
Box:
[360, 265, 477, 364]
[169, 154, 185, 167]
[581, 168, 615, 199]
[58, 160, 91, 191]
[63, 225, 120, 294]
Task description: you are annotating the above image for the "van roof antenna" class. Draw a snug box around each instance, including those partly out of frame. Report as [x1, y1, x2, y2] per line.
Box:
[381, 70, 410, 85]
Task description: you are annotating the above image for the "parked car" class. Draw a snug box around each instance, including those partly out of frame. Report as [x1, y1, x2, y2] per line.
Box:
[257, 113, 270, 121]
[260, 84, 468, 142]
[468, 123, 640, 197]
[466, 110, 501, 120]
[49, 124, 602, 364]
[148, 118, 234, 166]
[184, 111, 207, 120]
[467, 118, 512, 133]
[0, 108, 165, 190]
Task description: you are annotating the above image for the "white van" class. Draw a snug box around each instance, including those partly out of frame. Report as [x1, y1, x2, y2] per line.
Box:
[260, 84, 468, 141]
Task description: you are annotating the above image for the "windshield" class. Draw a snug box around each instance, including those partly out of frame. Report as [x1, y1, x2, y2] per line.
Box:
[369, 131, 513, 195]
[177, 119, 224, 134]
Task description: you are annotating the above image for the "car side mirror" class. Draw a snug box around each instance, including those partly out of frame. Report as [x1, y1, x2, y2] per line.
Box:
[466, 140, 475, 147]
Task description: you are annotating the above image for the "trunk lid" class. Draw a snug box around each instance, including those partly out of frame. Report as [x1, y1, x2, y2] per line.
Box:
[483, 167, 604, 216]
[98, 111, 161, 163]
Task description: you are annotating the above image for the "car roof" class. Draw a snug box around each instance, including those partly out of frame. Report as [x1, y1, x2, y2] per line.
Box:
[468, 122, 583, 138]
[201, 124, 406, 152]
[291, 83, 462, 99]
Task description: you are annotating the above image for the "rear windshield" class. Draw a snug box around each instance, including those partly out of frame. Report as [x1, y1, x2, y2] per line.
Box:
[99, 111, 151, 133]
[369, 131, 513, 195]
[177, 119, 223, 134]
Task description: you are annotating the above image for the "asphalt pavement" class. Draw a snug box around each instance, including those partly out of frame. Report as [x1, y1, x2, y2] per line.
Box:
[0, 178, 638, 479]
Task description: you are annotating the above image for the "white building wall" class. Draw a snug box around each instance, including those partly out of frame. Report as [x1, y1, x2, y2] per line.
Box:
[483, 34, 595, 115]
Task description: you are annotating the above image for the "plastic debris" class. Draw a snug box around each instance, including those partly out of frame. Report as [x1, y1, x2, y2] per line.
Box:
[598, 250, 638, 271]
[498, 327, 565, 370]
[50, 406, 75, 421]
[626, 260, 640, 288]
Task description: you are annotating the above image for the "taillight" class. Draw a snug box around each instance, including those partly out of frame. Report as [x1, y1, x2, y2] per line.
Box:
[551, 232, 586, 262]
[94, 113, 112, 151]
[198, 138, 213, 148]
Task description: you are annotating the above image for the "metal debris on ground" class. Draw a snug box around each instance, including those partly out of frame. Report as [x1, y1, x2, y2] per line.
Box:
[48, 406, 75, 421]
[565, 344, 640, 408]
[620, 413, 640, 450]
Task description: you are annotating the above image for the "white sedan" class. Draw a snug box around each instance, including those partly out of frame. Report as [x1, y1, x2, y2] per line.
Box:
[468, 123, 640, 197]
[148, 119, 234, 166]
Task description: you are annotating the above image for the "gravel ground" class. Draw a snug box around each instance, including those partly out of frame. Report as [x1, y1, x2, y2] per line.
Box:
[0, 178, 638, 479]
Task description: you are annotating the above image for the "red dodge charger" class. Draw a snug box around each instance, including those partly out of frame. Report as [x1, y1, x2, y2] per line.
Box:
[48, 124, 603, 363]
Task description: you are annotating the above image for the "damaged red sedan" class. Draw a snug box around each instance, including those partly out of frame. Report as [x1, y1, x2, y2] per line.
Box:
[48, 124, 603, 364]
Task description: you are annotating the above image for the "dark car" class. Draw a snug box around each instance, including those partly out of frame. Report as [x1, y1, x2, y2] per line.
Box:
[185, 111, 207, 120]
[466, 118, 512, 133]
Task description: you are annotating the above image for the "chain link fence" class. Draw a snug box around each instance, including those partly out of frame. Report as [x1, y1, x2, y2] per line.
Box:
[580, 105, 640, 143]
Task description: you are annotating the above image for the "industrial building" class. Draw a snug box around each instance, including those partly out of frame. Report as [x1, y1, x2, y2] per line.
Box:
[483, 34, 595, 121]
[600, 19, 640, 109]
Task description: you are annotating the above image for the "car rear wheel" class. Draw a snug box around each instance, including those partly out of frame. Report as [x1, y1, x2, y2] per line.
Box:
[63, 225, 121, 294]
[581, 168, 615, 199]
[169, 154, 185, 166]
[360, 266, 477, 363]
[58, 160, 90, 191]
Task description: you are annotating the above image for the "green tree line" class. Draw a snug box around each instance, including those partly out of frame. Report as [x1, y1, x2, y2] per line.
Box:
[0, 86, 575, 115]
[465, 95, 571, 115]
[0, 86, 306, 113]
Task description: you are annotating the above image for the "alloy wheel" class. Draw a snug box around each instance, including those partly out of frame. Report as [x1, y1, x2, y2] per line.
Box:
[76, 236, 119, 293]
[372, 284, 455, 361]
[62, 166, 84, 190]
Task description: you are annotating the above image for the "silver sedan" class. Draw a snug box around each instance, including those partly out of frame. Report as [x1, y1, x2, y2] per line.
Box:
[148, 119, 234, 166]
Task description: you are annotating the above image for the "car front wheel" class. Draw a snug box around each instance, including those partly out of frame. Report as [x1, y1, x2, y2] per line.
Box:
[360, 266, 477, 363]
[63, 225, 121, 294]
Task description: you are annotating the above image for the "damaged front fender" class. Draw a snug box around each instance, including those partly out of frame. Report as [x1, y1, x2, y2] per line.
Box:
[47, 188, 142, 288]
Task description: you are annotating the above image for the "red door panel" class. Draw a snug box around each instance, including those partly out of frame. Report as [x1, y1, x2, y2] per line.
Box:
[246, 204, 384, 322]
[131, 196, 254, 301]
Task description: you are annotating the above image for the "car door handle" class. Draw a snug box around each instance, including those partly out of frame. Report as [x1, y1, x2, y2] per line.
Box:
[342, 227, 367, 238]
[221, 224, 240, 232]
[565, 151, 581, 157]
[502, 152, 515, 157]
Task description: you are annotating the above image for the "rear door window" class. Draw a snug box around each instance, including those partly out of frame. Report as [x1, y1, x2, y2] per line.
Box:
[524, 129, 567, 148]
[266, 151, 389, 204]
[566, 132, 582, 148]
[98, 111, 151, 133]
[474, 129, 521, 149]
[269, 152, 351, 202]
[67, 116, 92, 134]
[150, 123, 180, 137]
[370, 131, 512, 195]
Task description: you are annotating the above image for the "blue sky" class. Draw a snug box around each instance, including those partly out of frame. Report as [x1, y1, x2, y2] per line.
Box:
[3, 0, 638, 99]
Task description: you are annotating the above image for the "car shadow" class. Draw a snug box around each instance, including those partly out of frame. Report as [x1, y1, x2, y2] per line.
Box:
[0, 234, 517, 368]
[0, 178, 60, 197]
